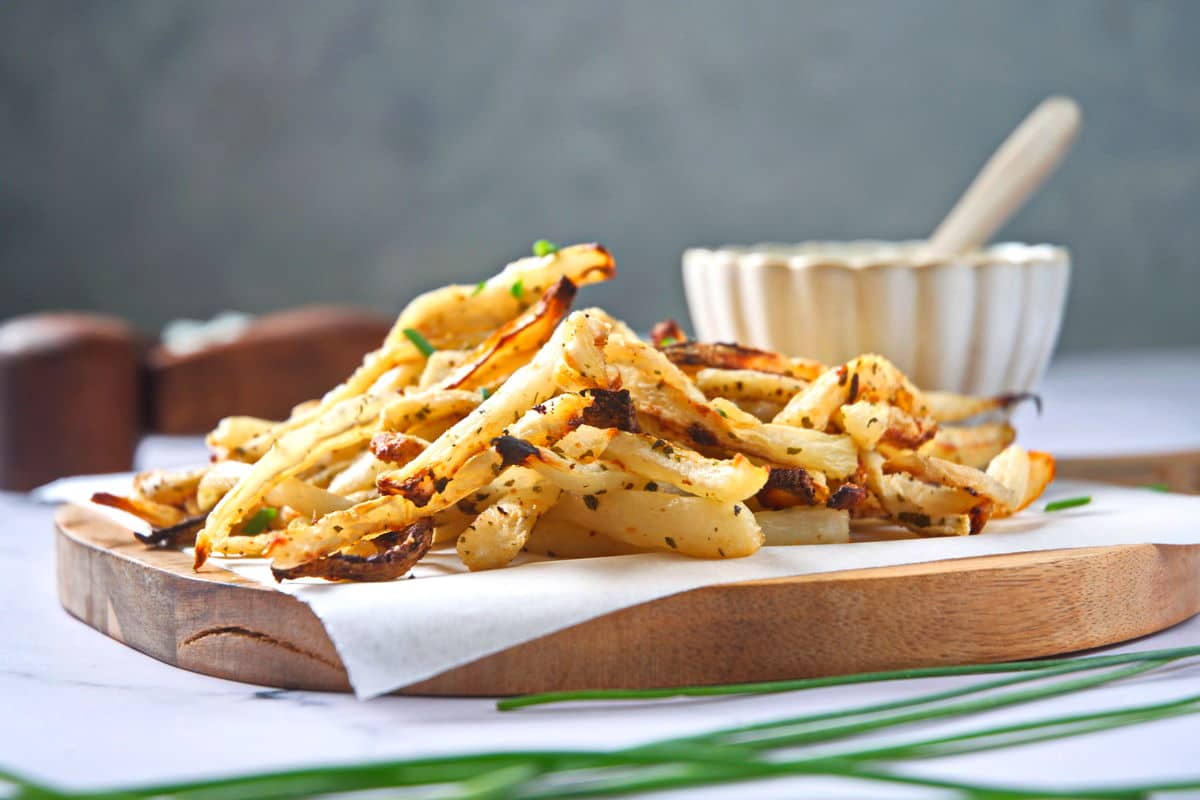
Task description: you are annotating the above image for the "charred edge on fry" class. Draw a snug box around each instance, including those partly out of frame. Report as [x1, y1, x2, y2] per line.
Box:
[492, 435, 540, 468]
[998, 392, 1043, 415]
[578, 388, 640, 433]
[826, 483, 867, 511]
[968, 504, 990, 535]
[370, 432, 424, 464]
[686, 422, 720, 447]
[134, 513, 210, 547]
[271, 519, 433, 582]
[649, 318, 688, 347]
[659, 341, 800, 376]
[756, 467, 819, 509]
[442, 277, 578, 390]
[383, 472, 436, 506]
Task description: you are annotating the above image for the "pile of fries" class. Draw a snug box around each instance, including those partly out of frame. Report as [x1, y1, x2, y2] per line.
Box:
[94, 242, 1054, 581]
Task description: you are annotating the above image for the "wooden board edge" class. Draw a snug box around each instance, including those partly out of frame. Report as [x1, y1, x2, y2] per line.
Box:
[56, 504, 1200, 696]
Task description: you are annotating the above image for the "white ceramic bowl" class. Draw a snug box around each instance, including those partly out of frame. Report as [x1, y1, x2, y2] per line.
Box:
[682, 241, 1069, 396]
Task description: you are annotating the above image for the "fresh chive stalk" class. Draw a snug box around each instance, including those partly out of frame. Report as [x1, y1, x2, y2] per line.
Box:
[4, 647, 1197, 800]
[498, 645, 1200, 710]
[1044, 495, 1092, 512]
[402, 327, 436, 357]
[241, 507, 277, 535]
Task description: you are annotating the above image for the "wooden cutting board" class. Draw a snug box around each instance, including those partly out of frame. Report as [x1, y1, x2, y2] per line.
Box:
[56, 503, 1200, 697]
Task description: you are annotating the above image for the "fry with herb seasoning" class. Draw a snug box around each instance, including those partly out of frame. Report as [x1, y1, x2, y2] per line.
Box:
[93, 239, 1055, 581]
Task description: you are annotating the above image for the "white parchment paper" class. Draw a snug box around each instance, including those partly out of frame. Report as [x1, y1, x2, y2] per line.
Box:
[38, 475, 1200, 699]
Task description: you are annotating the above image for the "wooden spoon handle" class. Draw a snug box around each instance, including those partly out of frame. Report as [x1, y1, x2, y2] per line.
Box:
[927, 96, 1081, 258]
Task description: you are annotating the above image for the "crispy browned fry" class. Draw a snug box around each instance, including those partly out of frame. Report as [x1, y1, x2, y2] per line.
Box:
[756, 467, 828, 509]
[920, 422, 1016, 469]
[376, 313, 612, 502]
[775, 354, 927, 431]
[272, 519, 433, 582]
[725, 423, 859, 479]
[649, 318, 688, 347]
[92, 492, 186, 528]
[884, 450, 1017, 510]
[455, 467, 551, 571]
[606, 334, 858, 478]
[694, 368, 808, 405]
[661, 341, 824, 380]
[922, 391, 1041, 424]
[195, 365, 414, 566]
[430, 488, 498, 545]
[369, 432, 427, 465]
[877, 472, 985, 517]
[839, 401, 938, 451]
[707, 397, 766, 427]
[600, 431, 769, 502]
[417, 350, 470, 389]
[134, 513, 209, 547]
[233, 362, 424, 463]
[893, 511, 977, 537]
[132, 466, 207, 507]
[237, 244, 616, 458]
[491, 435, 639, 497]
[454, 425, 610, 566]
[196, 460, 250, 511]
[437, 277, 577, 391]
[757, 507, 850, 545]
[986, 445, 1057, 517]
[827, 483, 868, 511]
[205, 416, 277, 460]
[273, 391, 633, 568]
[524, 517, 646, 558]
[267, 479, 354, 518]
[549, 491, 762, 558]
[379, 390, 481, 433]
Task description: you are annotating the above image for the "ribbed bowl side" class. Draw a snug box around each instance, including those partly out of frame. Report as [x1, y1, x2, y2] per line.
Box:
[682, 247, 1070, 395]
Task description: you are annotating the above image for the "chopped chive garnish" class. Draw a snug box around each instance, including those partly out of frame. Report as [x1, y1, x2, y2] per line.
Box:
[532, 239, 559, 257]
[480, 387, 491, 400]
[1143, 482, 1171, 492]
[402, 328, 436, 357]
[659, 336, 678, 347]
[716, 407, 727, 418]
[1044, 496, 1091, 512]
[242, 507, 278, 535]
[471, 280, 486, 297]
[510, 280, 524, 300]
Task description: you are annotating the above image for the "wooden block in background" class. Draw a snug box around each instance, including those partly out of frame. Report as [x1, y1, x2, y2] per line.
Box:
[1058, 452, 1200, 495]
[0, 313, 140, 491]
[147, 306, 391, 434]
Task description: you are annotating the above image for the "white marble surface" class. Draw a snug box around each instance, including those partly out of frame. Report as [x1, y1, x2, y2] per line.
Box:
[1011, 347, 1200, 459]
[3, 350, 1200, 797]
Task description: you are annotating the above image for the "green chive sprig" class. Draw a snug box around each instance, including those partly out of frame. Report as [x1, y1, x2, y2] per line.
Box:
[402, 327, 436, 358]
[241, 506, 278, 535]
[5, 646, 1196, 799]
[1044, 496, 1091, 512]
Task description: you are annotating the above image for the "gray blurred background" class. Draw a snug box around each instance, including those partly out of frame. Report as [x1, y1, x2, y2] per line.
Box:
[1, 0, 1197, 351]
